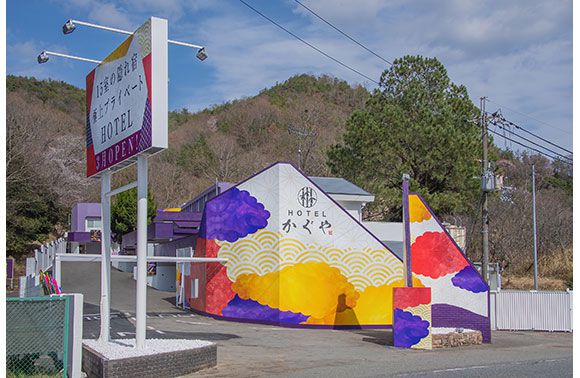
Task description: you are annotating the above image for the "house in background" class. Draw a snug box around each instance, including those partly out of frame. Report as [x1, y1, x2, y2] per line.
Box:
[180, 182, 235, 212]
[308, 176, 374, 222]
[67, 203, 102, 254]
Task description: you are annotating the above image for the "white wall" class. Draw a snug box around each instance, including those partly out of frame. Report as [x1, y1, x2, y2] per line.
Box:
[335, 200, 363, 222]
[362, 221, 403, 242]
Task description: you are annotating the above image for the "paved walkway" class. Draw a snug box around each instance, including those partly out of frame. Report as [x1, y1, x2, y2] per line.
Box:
[62, 262, 573, 377]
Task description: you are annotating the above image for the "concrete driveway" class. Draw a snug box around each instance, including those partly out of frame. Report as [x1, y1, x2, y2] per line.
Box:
[62, 262, 573, 377]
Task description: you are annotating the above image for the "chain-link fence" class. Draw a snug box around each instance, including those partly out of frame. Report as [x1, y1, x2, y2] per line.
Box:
[7, 296, 70, 377]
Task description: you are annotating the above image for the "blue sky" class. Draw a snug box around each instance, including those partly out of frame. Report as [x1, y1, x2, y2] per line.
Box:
[7, 0, 573, 151]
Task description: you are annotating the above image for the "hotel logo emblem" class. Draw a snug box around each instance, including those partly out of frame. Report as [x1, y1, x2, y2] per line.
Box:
[298, 186, 317, 208]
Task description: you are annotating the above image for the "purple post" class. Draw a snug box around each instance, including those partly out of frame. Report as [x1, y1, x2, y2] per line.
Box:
[6, 257, 14, 280]
[402, 174, 412, 287]
[7, 257, 14, 289]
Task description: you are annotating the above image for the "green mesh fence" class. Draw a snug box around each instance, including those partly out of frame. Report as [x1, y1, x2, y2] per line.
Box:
[6, 296, 70, 378]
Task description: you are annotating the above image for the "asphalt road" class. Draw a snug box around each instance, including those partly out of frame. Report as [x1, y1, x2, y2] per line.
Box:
[62, 262, 573, 377]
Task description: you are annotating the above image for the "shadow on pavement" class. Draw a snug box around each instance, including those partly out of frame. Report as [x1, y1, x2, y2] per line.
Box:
[162, 296, 177, 306]
[351, 329, 394, 347]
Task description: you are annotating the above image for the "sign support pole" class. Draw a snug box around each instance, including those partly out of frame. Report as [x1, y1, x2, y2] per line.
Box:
[136, 155, 148, 349]
[98, 170, 112, 343]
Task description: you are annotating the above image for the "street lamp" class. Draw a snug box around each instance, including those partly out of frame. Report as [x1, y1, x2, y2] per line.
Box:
[62, 19, 76, 34]
[195, 47, 207, 61]
[36, 50, 101, 65]
[62, 19, 208, 61]
[37, 51, 49, 64]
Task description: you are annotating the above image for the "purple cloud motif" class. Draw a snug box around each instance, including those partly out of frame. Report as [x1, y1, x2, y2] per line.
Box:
[202, 187, 270, 242]
[393, 309, 430, 348]
[451, 266, 488, 293]
[222, 295, 309, 324]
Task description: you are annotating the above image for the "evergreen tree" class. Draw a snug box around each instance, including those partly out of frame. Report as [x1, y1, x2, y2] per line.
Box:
[328, 56, 481, 220]
[111, 188, 157, 242]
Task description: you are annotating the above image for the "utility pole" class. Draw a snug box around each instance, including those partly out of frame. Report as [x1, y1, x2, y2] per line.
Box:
[532, 164, 539, 290]
[480, 96, 490, 284]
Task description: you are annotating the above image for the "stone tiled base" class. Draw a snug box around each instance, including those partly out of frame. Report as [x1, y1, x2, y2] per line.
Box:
[432, 331, 482, 348]
[82, 343, 217, 378]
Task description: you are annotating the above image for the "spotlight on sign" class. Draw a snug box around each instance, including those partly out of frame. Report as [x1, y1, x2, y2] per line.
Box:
[37, 51, 49, 64]
[62, 19, 76, 35]
[196, 47, 207, 61]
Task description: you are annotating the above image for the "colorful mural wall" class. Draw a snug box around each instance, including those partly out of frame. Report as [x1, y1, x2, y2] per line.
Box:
[393, 287, 432, 349]
[407, 194, 491, 342]
[184, 162, 408, 327]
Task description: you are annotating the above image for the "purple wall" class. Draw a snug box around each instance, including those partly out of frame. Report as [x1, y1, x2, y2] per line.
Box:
[432, 304, 491, 343]
[121, 210, 202, 250]
[154, 235, 197, 257]
[71, 203, 101, 232]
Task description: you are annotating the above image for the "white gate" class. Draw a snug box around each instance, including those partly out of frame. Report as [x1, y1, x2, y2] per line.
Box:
[490, 290, 573, 332]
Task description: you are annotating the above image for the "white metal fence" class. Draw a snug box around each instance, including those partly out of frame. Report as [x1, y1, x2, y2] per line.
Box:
[20, 238, 67, 297]
[490, 290, 573, 332]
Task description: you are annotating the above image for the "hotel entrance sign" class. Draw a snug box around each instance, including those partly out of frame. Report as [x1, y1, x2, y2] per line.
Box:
[86, 17, 168, 177]
[86, 17, 168, 349]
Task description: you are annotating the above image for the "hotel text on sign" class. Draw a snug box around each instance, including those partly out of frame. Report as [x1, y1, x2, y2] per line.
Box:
[85, 17, 168, 177]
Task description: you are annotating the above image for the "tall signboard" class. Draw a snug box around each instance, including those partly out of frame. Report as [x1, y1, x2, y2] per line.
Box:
[85, 17, 168, 348]
[85, 17, 168, 177]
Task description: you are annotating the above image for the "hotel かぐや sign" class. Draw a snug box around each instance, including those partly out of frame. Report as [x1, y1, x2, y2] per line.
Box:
[85, 17, 168, 177]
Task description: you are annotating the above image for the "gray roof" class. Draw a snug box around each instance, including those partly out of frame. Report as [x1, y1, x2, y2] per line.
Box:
[309, 176, 372, 196]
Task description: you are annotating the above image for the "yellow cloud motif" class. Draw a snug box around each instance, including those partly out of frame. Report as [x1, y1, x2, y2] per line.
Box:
[232, 262, 359, 319]
[409, 194, 432, 223]
[217, 230, 403, 292]
[304, 276, 424, 326]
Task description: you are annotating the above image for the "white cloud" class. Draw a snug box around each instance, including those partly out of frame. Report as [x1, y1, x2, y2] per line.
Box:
[8, 0, 572, 149]
[55, 0, 135, 29]
[87, 2, 133, 29]
[7, 38, 74, 79]
[121, 0, 185, 21]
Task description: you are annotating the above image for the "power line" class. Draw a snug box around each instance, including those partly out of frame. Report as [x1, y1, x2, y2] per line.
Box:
[293, 0, 393, 67]
[486, 98, 572, 136]
[490, 112, 572, 155]
[237, 0, 380, 86]
[486, 127, 572, 165]
[490, 110, 572, 154]
[488, 119, 572, 162]
[240, 0, 571, 157]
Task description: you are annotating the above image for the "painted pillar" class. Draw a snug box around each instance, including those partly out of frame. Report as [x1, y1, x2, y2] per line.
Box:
[393, 287, 432, 349]
[402, 174, 412, 287]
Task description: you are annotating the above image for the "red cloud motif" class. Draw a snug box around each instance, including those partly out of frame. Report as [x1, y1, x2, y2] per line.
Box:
[411, 231, 468, 278]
